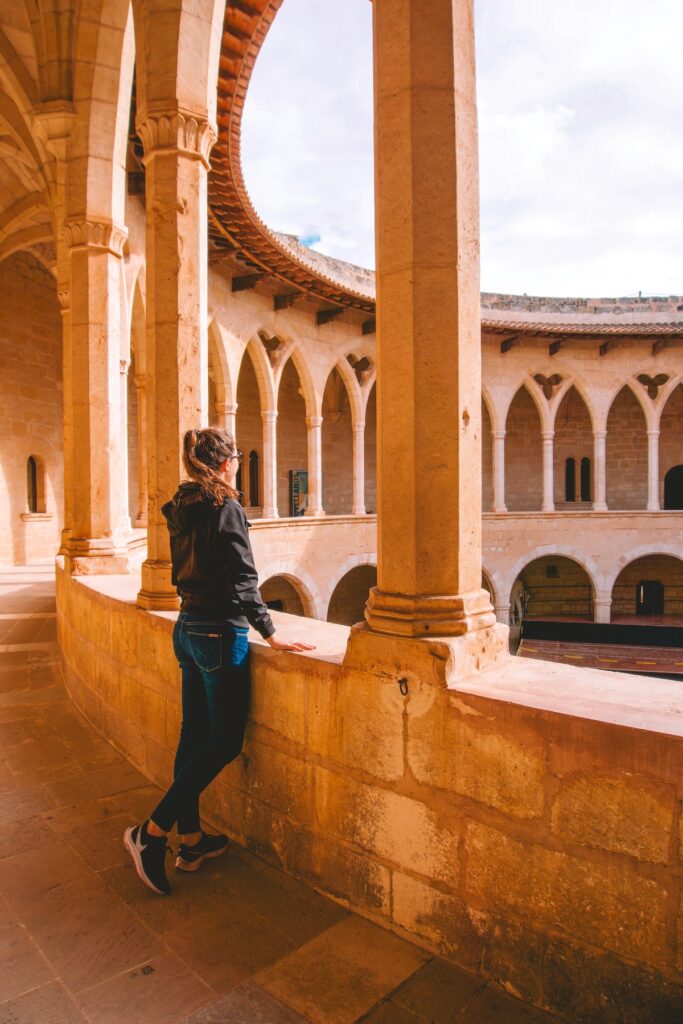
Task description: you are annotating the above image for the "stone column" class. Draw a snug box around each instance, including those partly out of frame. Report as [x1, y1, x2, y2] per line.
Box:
[305, 416, 325, 517]
[357, 0, 497, 644]
[62, 220, 130, 572]
[33, 105, 75, 554]
[261, 410, 279, 518]
[594, 592, 612, 624]
[136, 113, 216, 609]
[134, 373, 149, 528]
[215, 401, 238, 438]
[492, 430, 507, 512]
[592, 430, 608, 511]
[647, 429, 660, 511]
[119, 358, 132, 534]
[542, 431, 555, 512]
[352, 421, 366, 515]
[495, 602, 511, 626]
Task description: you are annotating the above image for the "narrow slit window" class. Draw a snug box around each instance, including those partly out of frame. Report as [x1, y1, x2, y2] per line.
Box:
[565, 458, 576, 502]
[249, 450, 260, 507]
[27, 456, 38, 513]
[580, 457, 591, 502]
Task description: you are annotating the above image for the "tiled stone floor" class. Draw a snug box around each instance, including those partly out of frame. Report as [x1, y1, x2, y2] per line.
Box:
[0, 566, 563, 1024]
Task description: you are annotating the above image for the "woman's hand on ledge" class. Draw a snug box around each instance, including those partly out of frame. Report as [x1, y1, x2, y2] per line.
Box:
[266, 634, 316, 652]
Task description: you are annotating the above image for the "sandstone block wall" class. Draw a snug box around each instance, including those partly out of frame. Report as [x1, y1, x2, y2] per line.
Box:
[0, 253, 63, 565]
[58, 569, 683, 1023]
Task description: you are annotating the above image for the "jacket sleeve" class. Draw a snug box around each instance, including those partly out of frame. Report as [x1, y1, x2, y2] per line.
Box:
[217, 501, 276, 639]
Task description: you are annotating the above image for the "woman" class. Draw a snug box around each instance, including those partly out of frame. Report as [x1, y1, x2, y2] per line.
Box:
[124, 427, 314, 895]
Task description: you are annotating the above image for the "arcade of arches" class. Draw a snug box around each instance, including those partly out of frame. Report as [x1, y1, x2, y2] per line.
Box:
[0, 1, 681, 1021]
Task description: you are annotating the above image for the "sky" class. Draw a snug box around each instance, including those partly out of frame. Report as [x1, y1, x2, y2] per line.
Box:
[241, 0, 683, 298]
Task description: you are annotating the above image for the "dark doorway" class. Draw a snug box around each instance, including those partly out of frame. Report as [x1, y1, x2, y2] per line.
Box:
[664, 465, 683, 509]
[636, 580, 664, 616]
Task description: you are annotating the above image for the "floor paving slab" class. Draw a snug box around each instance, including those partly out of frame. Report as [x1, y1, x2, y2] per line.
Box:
[389, 957, 487, 1021]
[0, 980, 89, 1022]
[458, 986, 564, 1023]
[256, 915, 430, 1024]
[182, 980, 313, 1024]
[0, 915, 56, 1003]
[75, 953, 213, 1024]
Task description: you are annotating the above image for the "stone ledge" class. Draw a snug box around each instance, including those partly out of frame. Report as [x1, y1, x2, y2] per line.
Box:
[68, 569, 683, 738]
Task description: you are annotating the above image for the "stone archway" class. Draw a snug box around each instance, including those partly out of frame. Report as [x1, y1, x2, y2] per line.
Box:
[606, 386, 647, 510]
[611, 554, 683, 623]
[260, 574, 307, 616]
[511, 555, 595, 621]
[664, 465, 683, 510]
[322, 367, 353, 514]
[505, 385, 543, 511]
[327, 564, 378, 626]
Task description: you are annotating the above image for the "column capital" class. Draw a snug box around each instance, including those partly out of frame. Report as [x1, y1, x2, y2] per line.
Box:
[119, 358, 130, 375]
[134, 373, 150, 389]
[62, 219, 128, 257]
[137, 110, 217, 169]
[492, 430, 506, 441]
[215, 401, 238, 415]
[542, 430, 555, 442]
[306, 416, 323, 429]
[592, 429, 607, 440]
[353, 421, 366, 433]
[647, 429, 661, 438]
[33, 101, 76, 161]
[261, 409, 278, 424]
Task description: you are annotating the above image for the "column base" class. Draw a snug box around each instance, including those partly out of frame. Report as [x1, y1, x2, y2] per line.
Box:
[304, 508, 326, 518]
[363, 586, 497, 638]
[261, 508, 279, 520]
[137, 559, 179, 610]
[352, 506, 367, 516]
[63, 535, 131, 575]
[492, 505, 508, 514]
[592, 502, 608, 512]
[345, 618, 510, 688]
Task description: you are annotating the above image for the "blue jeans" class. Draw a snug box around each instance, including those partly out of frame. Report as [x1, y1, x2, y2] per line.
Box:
[150, 614, 251, 834]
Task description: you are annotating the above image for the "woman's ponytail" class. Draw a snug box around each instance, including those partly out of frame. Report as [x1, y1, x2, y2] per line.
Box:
[181, 427, 239, 506]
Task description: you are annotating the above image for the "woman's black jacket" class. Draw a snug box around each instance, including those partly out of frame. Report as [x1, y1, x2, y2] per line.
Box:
[162, 483, 275, 639]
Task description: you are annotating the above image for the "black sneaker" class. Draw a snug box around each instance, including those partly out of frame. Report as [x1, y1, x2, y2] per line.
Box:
[175, 831, 229, 872]
[123, 822, 171, 895]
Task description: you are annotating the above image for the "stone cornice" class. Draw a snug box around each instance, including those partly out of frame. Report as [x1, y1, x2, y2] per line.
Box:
[136, 112, 217, 168]
[62, 220, 128, 256]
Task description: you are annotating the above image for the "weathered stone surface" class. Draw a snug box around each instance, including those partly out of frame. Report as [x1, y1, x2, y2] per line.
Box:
[542, 936, 683, 1024]
[480, 916, 546, 1006]
[408, 694, 546, 818]
[314, 766, 460, 887]
[307, 668, 405, 783]
[550, 773, 674, 863]
[466, 822, 669, 966]
[392, 872, 484, 971]
[286, 828, 392, 917]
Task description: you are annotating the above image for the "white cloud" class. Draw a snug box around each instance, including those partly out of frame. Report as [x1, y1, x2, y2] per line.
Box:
[241, 0, 683, 296]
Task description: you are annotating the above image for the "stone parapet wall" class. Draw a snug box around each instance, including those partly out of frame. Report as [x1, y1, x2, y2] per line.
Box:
[57, 567, 682, 1023]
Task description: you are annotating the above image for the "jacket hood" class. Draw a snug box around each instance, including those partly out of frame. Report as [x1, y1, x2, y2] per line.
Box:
[162, 483, 211, 537]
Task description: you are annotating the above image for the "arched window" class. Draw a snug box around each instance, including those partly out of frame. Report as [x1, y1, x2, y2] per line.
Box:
[249, 450, 260, 507]
[564, 458, 576, 502]
[580, 457, 591, 502]
[664, 465, 683, 509]
[27, 456, 38, 513]
[236, 463, 243, 501]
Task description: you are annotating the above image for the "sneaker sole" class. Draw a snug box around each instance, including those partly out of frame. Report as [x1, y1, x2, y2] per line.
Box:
[175, 844, 228, 872]
[123, 827, 169, 895]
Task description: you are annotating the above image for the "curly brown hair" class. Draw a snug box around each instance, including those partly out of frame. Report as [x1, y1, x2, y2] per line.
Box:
[182, 427, 239, 506]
